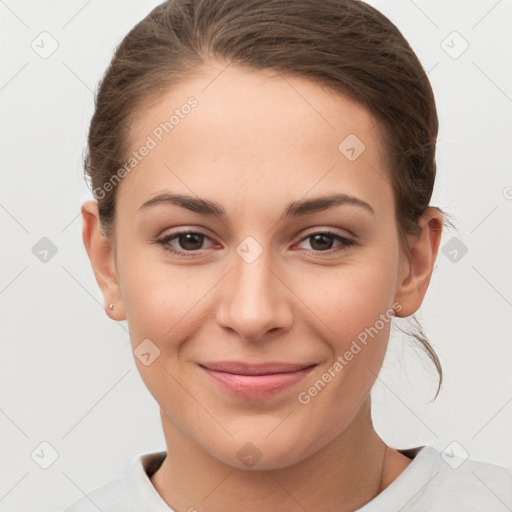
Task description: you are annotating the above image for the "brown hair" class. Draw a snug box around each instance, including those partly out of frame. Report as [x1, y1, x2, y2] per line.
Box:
[85, 0, 451, 396]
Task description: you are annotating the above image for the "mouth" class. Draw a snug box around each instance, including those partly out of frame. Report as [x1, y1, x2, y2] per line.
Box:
[198, 361, 317, 398]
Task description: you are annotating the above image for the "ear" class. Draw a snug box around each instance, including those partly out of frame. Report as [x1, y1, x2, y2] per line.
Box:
[394, 207, 444, 317]
[81, 200, 126, 321]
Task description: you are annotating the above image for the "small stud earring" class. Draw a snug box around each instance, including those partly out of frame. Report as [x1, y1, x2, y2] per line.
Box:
[108, 303, 115, 310]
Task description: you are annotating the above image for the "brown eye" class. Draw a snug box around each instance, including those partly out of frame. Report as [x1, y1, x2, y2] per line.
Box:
[157, 231, 214, 257]
[175, 232, 205, 251]
[297, 231, 355, 253]
[309, 233, 335, 251]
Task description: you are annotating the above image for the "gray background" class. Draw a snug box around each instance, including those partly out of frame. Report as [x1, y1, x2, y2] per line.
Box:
[1, 0, 511, 510]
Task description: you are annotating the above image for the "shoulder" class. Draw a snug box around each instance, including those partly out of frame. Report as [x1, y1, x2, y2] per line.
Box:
[400, 446, 512, 511]
[59, 451, 168, 512]
[59, 476, 128, 512]
[426, 452, 512, 508]
[360, 445, 512, 511]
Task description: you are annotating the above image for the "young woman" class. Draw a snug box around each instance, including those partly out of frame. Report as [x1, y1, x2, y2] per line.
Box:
[62, 0, 512, 510]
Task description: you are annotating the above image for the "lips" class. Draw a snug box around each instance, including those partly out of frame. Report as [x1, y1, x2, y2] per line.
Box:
[198, 361, 316, 398]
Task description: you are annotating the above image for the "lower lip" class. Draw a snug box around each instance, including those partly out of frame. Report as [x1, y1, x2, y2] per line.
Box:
[200, 366, 315, 399]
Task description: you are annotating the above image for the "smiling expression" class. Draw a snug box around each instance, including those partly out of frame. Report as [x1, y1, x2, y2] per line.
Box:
[95, 62, 417, 469]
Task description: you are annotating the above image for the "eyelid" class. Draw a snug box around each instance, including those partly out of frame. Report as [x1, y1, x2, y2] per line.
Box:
[293, 229, 355, 253]
[156, 227, 356, 258]
[297, 226, 355, 242]
[157, 229, 217, 251]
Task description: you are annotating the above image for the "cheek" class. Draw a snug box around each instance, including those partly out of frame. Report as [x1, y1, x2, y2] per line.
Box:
[124, 278, 190, 342]
[117, 254, 207, 407]
[118, 246, 219, 352]
[290, 263, 397, 438]
[117, 247, 180, 338]
[295, 256, 398, 346]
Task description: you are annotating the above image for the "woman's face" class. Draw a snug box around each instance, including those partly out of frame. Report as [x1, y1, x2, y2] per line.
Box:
[93, 63, 428, 469]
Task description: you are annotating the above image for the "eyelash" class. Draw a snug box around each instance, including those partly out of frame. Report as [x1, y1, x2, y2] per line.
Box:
[156, 229, 355, 258]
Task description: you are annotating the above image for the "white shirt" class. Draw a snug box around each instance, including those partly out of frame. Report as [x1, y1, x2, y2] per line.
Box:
[60, 445, 512, 511]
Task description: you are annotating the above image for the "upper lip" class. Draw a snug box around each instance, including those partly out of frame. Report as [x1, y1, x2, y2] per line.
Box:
[199, 361, 316, 376]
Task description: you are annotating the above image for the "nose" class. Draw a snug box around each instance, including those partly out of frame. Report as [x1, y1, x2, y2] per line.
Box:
[215, 248, 293, 342]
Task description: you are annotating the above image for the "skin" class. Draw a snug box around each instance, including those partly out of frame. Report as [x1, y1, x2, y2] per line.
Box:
[82, 62, 443, 512]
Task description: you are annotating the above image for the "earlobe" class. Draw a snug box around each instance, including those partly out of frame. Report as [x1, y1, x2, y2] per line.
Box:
[81, 200, 126, 321]
[394, 208, 443, 317]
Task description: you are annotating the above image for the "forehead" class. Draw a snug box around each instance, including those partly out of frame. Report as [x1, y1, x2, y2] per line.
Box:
[118, 63, 394, 220]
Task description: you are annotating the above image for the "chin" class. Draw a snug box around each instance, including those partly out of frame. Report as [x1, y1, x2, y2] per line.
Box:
[202, 425, 327, 472]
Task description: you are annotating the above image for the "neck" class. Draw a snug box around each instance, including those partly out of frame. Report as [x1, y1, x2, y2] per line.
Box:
[151, 397, 398, 512]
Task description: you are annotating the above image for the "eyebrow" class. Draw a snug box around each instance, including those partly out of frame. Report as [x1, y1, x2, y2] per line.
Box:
[138, 192, 375, 217]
